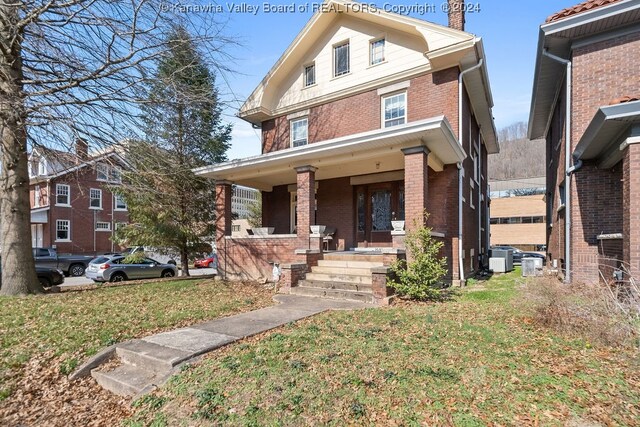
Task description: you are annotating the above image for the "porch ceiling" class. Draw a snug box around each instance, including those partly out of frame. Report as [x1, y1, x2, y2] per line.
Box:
[194, 116, 464, 191]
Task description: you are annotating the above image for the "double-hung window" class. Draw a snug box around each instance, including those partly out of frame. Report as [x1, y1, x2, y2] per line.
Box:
[291, 118, 308, 147]
[304, 63, 316, 87]
[96, 222, 111, 231]
[114, 194, 127, 211]
[334, 42, 350, 77]
[370, 38, 385, 65]
[56, 220, 70, 241]
[90, 188, 102, 209]
[382, 92, 407, 128]
[56, 184, 70, 206]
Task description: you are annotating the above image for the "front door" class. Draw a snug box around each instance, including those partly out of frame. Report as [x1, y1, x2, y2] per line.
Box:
[355, 181, 404, 246]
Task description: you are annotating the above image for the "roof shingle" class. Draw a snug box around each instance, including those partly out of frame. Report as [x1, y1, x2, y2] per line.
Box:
[546, 0, 622, 23]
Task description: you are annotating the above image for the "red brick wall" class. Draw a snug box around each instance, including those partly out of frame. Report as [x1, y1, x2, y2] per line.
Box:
[262, 185, 291, 234]
[565, 31, 640, 282]
[546, 87, 567, 272]
[623, 144, 640, 277]
[36, 167, 128, 255]
[222, 236, 299, 281]
[316, 177, 355, 250]
[262, 67, 460, 153]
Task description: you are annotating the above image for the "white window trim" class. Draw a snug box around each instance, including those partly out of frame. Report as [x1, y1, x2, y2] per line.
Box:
[34, 185, 40, 208]
[369, 37, 387, 67]
[89, 188, 102, 210]
[55, 219, 71, 242]
[381, 91, 407, 129]
[303, 62, 316, 88]
[114, 194, 128, 211]
[38, 158, 47, 176]
[95, 221, 111, 232]
[290, 117, 309, 148]
[55, 184, 71, 207]
[96, 163, 109, 182]
[332, 40, 350, 78]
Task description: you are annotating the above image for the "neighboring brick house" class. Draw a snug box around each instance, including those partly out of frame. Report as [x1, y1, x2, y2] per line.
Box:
[28, 142, 129, 255]
[196, 0, 498, 292]
[528, 0, 640, 283]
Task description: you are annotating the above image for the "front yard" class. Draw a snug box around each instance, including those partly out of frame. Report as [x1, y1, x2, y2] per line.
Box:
[1, 270, 639, 426]
[129, 270, 640, 426]
[0, 279, 274, 425]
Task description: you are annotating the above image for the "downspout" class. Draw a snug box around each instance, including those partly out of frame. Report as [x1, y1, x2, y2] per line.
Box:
[458, 58, 484, 283]
[542, 49, 572, 283]
[477, 128, 482, 267]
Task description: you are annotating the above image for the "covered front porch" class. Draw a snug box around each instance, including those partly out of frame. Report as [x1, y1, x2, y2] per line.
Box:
[195, 116, 466, 295]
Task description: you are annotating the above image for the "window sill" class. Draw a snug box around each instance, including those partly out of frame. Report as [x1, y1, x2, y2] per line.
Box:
[367, 60, 387, 69]
[331, 72, 351, 81]
[55, 204, 71, 208]
[55, 239, 71, 243]
[95, 229, 112, 232]
[114, 208, 128, 212]
[302, 83, 317, 90]
[89, 207, 103, 210]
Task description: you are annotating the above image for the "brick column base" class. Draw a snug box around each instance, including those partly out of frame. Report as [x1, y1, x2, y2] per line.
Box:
[371, 267, 394, 306]
[279, 263, 308, 293]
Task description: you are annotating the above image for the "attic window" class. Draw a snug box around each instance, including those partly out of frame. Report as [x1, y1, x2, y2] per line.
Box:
[370, 38, 385, 65]
[304, 63, 316, 87]
[334, 42, 350, 77]
[38, 159, 47, 176]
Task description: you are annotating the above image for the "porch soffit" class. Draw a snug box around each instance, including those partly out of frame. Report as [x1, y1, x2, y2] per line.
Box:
[573, 100, 640, 168]
[194, 117, 463, 191]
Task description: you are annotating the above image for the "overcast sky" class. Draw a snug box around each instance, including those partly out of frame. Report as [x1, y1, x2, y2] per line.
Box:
[206, 0, 581, 159]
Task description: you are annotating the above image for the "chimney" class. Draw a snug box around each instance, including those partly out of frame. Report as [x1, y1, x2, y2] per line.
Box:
[448, 0, 465, 31]
[75, 139, 89, 162]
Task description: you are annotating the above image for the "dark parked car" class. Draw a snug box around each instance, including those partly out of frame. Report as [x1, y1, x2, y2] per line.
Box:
[35, 267, 66, 287]
[33, 247, 94, 277]
[0, 265, 64, 289]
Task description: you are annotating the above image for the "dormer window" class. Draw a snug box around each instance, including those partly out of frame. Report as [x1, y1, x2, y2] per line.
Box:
[333, 41, 350, 77]
[304, 63, 316, 87]
[291, 118, 308, 147]
[370, 38, 385, 65]
[96, 162, 122, 183]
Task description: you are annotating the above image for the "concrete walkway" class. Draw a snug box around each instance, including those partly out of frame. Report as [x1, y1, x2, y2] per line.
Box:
[76, 295, 369, 397]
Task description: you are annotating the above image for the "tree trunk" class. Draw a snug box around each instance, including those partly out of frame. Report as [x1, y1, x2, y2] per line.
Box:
[180, 248, 190, 277]
[0, 6, 42, 295]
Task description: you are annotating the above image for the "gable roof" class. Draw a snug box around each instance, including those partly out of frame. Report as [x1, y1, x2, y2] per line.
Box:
[29, 146, 127, 184]
[240, 0, 477, 121]
[546, 0, 623, 22]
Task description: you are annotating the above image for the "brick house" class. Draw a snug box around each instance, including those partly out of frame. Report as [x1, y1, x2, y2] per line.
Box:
[28, 141, 129, 255]
[196, 0, 498, 301]
[528, 0, 640, 283]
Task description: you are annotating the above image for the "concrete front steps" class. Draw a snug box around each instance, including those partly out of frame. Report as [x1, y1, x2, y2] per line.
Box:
[290, 255, 384, 304]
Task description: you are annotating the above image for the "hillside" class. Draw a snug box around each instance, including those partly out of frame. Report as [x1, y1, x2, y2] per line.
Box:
[488, 122, 545, 181]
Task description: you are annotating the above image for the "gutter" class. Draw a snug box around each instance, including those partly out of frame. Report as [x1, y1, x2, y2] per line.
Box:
[542, 49, 572, 283]
[458, 58, 484, 283]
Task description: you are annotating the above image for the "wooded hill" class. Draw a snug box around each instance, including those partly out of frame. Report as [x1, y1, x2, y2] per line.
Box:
[487, 121, 545, 181]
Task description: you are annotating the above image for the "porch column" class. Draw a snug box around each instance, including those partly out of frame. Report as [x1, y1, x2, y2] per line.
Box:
[215, 180, 233, 276]
[402, 146, 429, 232]
[295, 166, 316, 250]
[623, 143, 640, 278]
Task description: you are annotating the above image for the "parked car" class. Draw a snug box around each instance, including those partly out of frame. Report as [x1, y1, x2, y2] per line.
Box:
[85, 255, 177, 283]
[194, 253, 218, 269]
[120, 247, 177, 265]
[33, 247, 94, 277]
[0, 263, 65, 289]
[36, 267, 65, 287]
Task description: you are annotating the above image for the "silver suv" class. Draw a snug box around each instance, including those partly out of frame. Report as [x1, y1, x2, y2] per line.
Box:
[86, 255, 177, 283]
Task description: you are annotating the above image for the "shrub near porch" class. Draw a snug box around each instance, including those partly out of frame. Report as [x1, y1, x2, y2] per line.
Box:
[129, 270, 640, 426]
